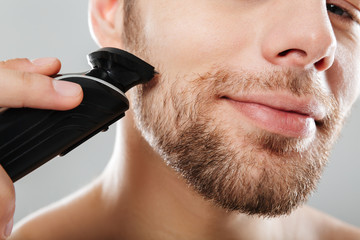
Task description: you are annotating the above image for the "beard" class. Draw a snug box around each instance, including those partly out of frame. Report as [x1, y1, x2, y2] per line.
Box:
[123, 4, 343, 217]
[129, 68, 342, 217]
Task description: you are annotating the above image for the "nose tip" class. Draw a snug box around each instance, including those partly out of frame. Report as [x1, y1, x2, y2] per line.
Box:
[261, 3, 337, 72]
[274, 38, 336, 71]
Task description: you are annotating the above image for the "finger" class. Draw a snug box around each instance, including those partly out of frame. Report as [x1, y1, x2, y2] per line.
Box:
[0, 166, 15, 239]
[0, 69, 83, 110]
[0, 58, 61, 76]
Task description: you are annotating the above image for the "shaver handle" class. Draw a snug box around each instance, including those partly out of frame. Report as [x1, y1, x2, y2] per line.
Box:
[0, 75, 129, 182]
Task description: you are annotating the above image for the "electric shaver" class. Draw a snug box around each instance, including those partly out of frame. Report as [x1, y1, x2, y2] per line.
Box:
[0, 48, 155, 182]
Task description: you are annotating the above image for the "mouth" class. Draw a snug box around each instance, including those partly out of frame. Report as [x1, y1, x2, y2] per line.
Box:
[221, 93, 326, 138]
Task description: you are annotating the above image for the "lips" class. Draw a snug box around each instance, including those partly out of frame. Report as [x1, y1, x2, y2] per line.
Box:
[222, 93, 326, 138]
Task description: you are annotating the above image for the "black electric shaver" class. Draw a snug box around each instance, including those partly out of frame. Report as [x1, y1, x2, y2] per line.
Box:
[0, 48, 155, 182]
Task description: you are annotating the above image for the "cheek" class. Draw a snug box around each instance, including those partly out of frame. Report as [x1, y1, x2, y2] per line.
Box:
[139, 2, 257, 75]
[328, 44, 360, 113]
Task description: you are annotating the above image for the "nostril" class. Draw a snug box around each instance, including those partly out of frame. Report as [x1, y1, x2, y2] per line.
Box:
[314, 57, 332, 71]
[278, 49, 291, 57]
[314, 58, 325, 69]
[278, 49, 307, 58]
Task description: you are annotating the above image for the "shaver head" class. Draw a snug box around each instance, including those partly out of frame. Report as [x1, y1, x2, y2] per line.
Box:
[87, 48, 155, 92]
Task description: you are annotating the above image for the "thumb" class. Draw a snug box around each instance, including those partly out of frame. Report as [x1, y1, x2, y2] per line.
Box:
[0, 166, 15, 239]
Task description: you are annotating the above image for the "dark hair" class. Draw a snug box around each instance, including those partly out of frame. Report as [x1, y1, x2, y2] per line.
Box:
[122, 0, 140, 50]
[124, 0, 134, 17]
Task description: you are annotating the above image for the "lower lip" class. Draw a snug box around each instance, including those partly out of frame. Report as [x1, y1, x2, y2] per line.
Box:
[225, 99, 316, 138]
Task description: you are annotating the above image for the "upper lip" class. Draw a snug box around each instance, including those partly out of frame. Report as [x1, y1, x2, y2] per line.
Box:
[222, 93, 327, 121]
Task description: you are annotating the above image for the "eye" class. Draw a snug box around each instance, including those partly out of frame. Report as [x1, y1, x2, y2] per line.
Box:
[326, 3, 352, 19]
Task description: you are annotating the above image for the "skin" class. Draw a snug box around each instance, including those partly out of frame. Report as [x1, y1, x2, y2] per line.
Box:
[6, 0, 360, 239]
[348, 0, 360, 9]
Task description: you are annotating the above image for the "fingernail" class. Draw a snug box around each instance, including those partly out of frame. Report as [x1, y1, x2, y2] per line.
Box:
[4, 218, 13, 238]
[32, 57, 57, 66]
[53, 80, 82, 97]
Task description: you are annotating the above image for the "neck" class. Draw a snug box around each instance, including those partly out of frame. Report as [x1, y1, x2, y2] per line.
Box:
[98, 112, 293, 240]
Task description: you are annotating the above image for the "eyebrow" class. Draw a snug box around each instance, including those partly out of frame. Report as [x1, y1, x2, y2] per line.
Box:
[347, 0, 360, 9]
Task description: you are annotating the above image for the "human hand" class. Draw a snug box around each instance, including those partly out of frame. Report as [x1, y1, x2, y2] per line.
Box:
[0, 165, 14, 239]
[0, 57, 83, 239]
[0, 58, 83, 110]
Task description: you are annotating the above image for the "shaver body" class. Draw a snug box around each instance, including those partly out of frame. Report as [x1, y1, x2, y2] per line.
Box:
[0, 48, 155, 182]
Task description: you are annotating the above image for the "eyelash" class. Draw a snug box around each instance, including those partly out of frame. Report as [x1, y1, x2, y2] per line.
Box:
[326, 3, 360, 25]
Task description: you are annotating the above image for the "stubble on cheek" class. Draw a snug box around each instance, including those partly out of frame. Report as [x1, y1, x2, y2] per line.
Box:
[130, 65, 343, 217]
[123, 3, 345, 217]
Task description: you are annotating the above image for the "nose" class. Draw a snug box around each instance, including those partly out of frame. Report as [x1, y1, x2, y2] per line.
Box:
[261, 1, 336, 72]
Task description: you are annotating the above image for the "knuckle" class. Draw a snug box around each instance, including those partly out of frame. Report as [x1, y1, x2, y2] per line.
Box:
[0, 60, 7, 69]
[18, 71, 36, 107]
[0, 58, 31, 69]
[19, 71, 34, 87]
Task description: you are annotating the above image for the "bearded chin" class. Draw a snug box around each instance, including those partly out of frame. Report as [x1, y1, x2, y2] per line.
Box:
[159, 122, 332, 217]
[121, 0, 345, 217]
[129, 65, 343, 218]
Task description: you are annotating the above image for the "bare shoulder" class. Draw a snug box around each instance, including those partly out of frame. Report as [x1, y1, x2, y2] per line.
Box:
[9, 178, 105, 240]
[299, 206, 360, 240]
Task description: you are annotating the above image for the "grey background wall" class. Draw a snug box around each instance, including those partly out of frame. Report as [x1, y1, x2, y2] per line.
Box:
[0, 0, 359, 227]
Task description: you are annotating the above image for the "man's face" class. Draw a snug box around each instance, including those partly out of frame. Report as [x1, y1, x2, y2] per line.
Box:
[123, 0, 360, 216]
